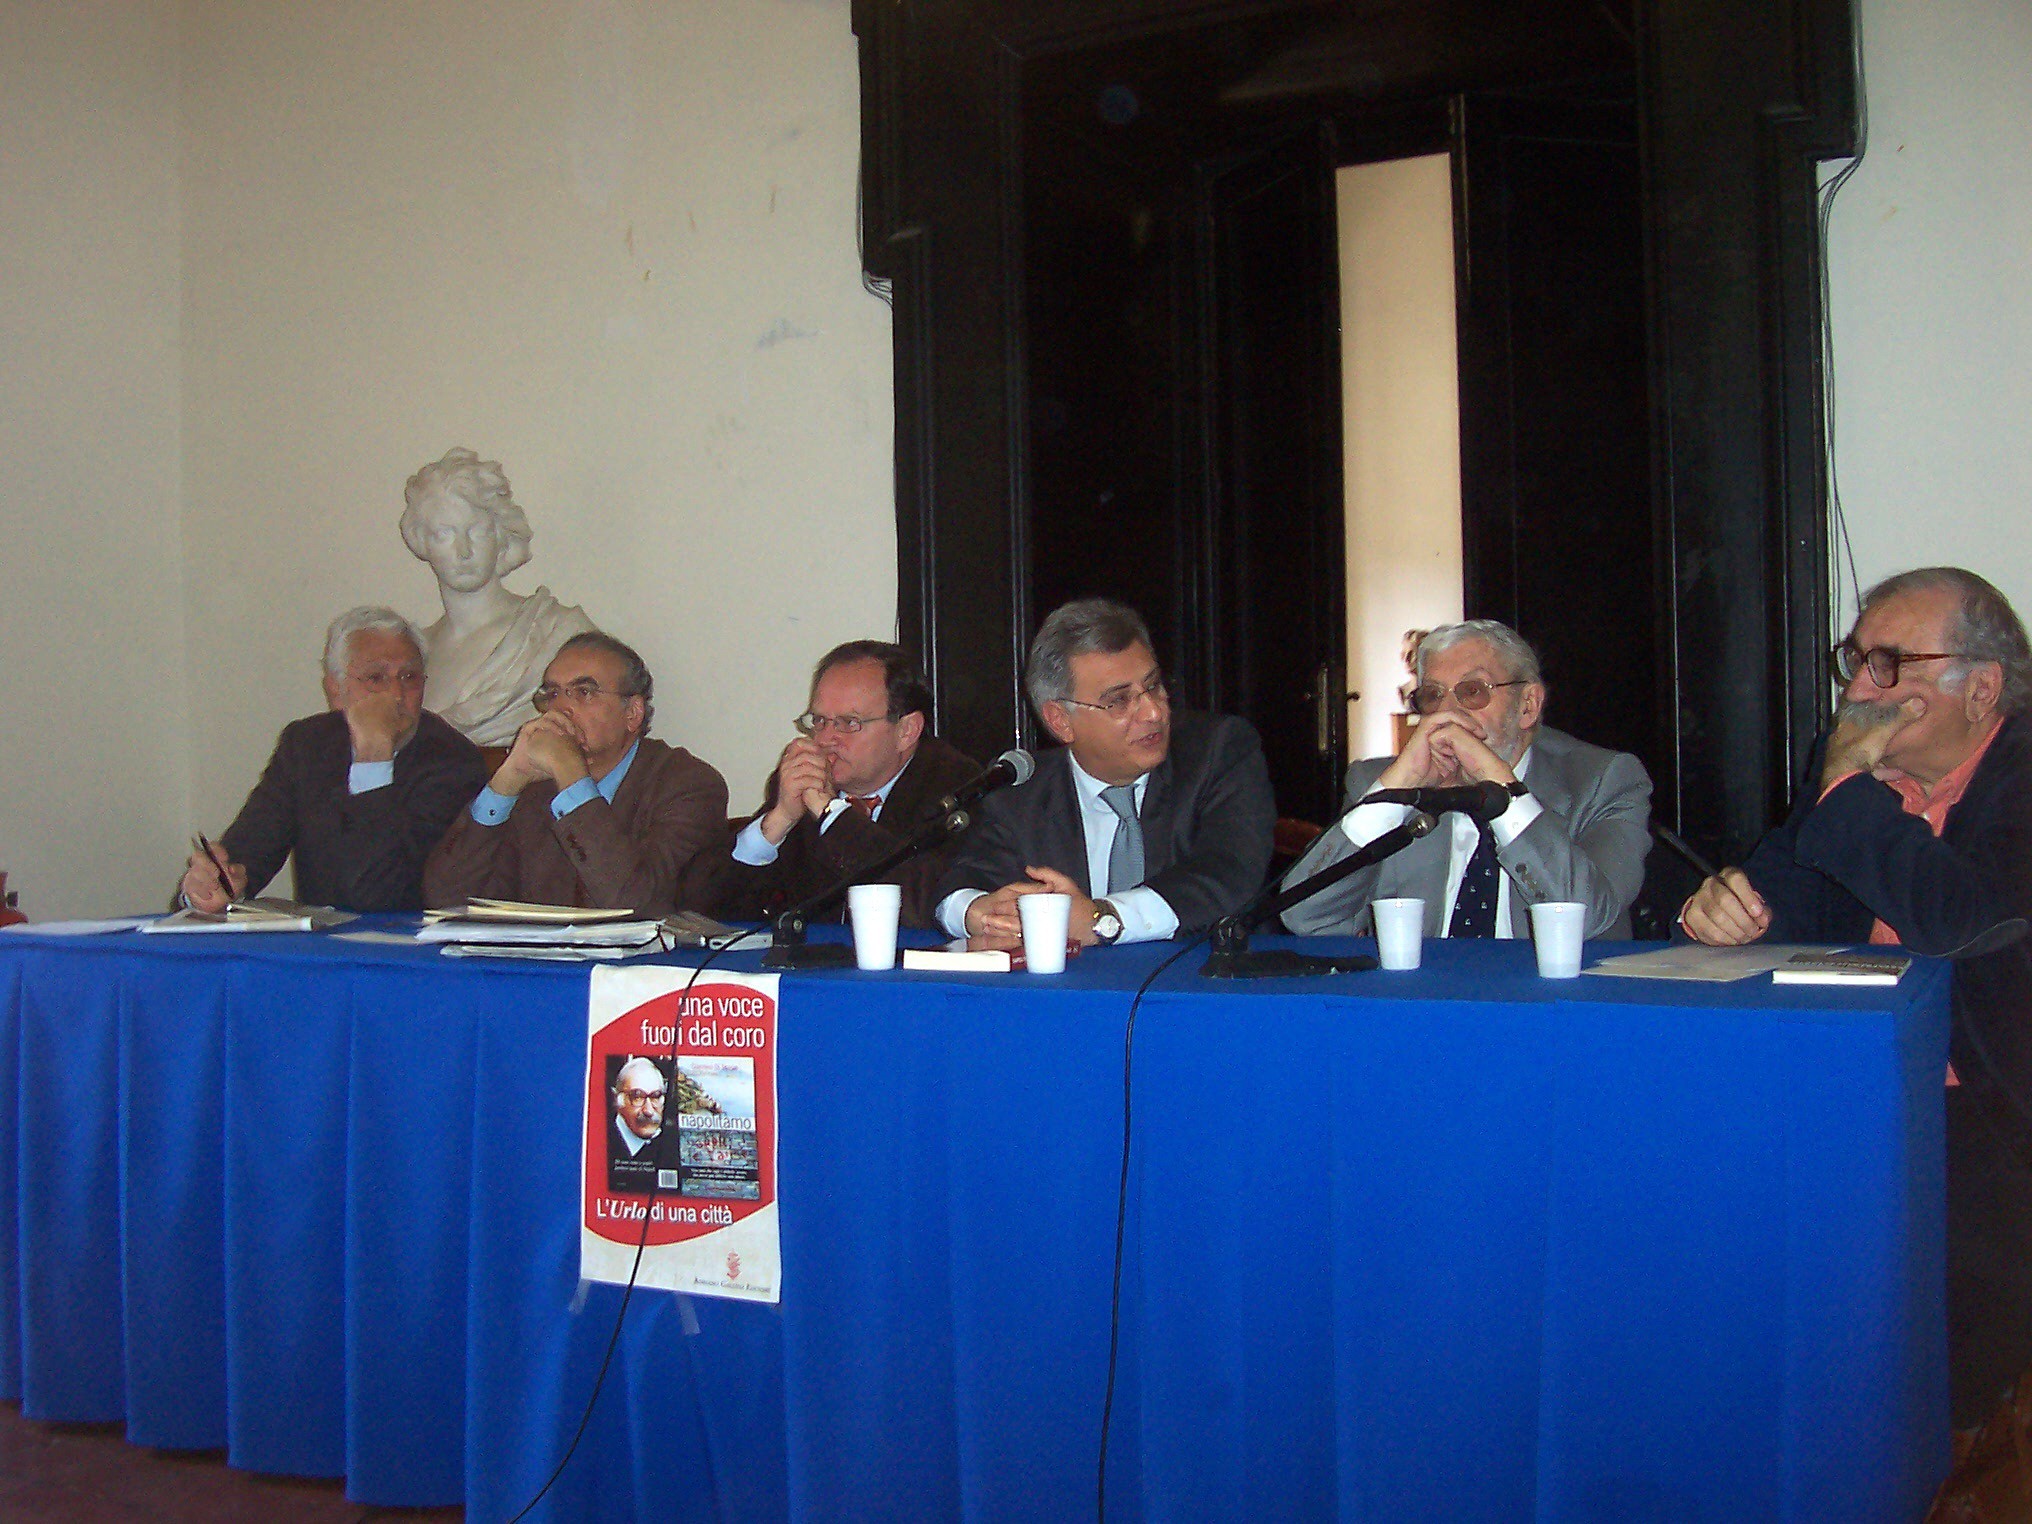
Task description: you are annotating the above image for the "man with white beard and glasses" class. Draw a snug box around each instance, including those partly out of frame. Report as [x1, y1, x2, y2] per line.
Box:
[1280, 619, 1652, 939]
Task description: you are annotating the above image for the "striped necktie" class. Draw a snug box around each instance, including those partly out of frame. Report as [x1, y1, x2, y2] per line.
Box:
[1099, 784, 1144, 896]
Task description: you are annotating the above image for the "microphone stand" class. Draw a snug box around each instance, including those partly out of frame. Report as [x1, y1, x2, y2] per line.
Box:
[1201, 813, 1437, 979]
[762, 804, 976, 969]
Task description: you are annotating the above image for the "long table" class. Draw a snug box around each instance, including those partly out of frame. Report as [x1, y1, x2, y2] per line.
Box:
[0, 924, 1951, 1522]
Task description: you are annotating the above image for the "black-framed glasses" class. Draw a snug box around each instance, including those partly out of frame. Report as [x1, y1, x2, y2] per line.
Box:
[1831, 642, 1967, 688]
[796, 710, 895, 737]
[1409, 678, 1526, 715]
[1058, 673, 1168, 719]
[533, 679, 630, 711]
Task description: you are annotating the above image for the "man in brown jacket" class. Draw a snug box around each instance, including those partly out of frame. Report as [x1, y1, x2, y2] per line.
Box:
[424, 632, 726, 913]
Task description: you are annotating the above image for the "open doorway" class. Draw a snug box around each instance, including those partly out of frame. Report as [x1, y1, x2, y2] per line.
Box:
[1338, 152, 1463, 764]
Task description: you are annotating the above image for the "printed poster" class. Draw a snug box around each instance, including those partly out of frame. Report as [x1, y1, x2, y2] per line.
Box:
[581, 965, 780, 1303]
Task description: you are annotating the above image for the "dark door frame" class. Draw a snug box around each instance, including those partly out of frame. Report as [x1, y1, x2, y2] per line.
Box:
[853, 0, 1857, 863]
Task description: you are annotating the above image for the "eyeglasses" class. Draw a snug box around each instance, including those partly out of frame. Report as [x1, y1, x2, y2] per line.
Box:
[349, 669, 425, 693]
[1058, 674, 1169, 719]
[618, 1088, 665, 1107]
[1832, 641, 1967, 688]
[1409, 678, 1526, 715]
[795, 711, 895, 737]
[533, 680, 631, 711]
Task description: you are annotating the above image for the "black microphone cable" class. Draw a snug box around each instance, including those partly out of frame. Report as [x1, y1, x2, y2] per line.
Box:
[502, 921, 773, 1524]
[1095, 926, 1215, 1523]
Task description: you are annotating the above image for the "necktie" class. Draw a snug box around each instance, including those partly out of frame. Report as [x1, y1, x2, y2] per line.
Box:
[1448, 824, 1500, 938]
[1100, 784, 1144, 896]
[848, 795, 880, 820]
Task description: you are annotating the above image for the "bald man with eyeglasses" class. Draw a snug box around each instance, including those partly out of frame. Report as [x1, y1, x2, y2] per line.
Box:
[1681, 567, 2032, 1429]
[424, 631, 726, 913]
[1280, 618, 1652, 939]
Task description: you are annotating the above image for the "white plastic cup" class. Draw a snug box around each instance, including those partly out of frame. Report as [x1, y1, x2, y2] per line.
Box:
[1017, 892, 1073, 974]
[846, 883, 903, 971]
[1529, 900, 1587, 978]
[1372, 897, 1425, 971]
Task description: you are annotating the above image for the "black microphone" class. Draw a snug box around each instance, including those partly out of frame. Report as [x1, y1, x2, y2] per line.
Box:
[937, 748, 1035, 812]
[1361, 781, 1514, 822]
[763, 748, 1029, 970]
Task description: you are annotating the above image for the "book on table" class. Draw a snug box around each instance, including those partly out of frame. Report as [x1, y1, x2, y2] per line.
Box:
[1770, 948, 1912, 986]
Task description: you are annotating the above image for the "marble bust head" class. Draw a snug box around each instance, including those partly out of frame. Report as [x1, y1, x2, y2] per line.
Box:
[400, 448, 533, 590]
[398, 447, 595, 748]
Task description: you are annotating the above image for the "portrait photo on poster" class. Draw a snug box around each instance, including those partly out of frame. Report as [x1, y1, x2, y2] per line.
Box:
[580, 968, 782, 1303]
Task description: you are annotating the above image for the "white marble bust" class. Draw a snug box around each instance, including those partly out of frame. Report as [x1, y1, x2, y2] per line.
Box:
[401, 447, 596, 747]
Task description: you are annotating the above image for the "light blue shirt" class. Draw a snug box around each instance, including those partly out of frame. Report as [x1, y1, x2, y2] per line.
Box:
[348, 760, 394, 795]
[935, 753, 1179, 944]
[469, 741, 640, 826]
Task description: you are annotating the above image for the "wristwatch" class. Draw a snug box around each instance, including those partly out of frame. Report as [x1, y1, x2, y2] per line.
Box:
[1090, 900, 1125, 945]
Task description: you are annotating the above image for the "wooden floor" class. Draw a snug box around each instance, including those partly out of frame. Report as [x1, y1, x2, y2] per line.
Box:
[0, 1403, 463, 1523]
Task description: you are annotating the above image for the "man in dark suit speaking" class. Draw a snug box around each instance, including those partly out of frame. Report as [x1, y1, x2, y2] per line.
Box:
[934, 599, 1275, 948]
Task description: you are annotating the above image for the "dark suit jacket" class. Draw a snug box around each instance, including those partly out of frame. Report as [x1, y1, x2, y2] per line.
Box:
[1741, 714, 2032, 1420]
[218, 709, 486, 912]
[607, 1116, 681, 1196]
[935, 710, 1276, 934]
[423, 737, 728, 914]
[1745, 715, 2032, 1142]
[1278, 724, 1653, 938]
[704, 734, 982, 928]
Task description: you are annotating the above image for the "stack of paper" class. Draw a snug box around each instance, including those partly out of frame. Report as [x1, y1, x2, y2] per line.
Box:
[417, 900, 665, 960]
[143, 900, 356, 934]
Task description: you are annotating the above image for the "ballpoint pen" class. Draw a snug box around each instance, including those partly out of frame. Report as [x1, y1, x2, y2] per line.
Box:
[193, 834, 237, 905]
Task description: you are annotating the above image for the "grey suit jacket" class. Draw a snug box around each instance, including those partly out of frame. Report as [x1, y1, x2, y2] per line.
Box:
[1279, 724, 1652, 938]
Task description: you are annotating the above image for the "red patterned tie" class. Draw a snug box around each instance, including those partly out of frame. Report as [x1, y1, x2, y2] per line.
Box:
[848, 795, 881, 820]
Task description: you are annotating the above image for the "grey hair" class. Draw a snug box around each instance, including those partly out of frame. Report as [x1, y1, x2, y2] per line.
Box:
[553, 630, 655, 735]
[399, 447, 534, 578]
[1024, 598, 1155, 718]
[1414, 619, 1543, 686]
[1860, 566, 2032, 715]
[322, 606, 425, 681]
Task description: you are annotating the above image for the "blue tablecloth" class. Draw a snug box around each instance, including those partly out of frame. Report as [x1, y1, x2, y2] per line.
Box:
[0, 923, 1951, 1522]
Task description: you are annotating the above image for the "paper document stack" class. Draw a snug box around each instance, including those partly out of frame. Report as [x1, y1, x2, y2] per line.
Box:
[144, 899, 356, 934]
[418, 900, 666, 960]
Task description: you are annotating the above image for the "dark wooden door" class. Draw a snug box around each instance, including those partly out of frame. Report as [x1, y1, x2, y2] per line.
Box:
[1455, 96, 1658, 772]
[1194, 128, 1346, 826]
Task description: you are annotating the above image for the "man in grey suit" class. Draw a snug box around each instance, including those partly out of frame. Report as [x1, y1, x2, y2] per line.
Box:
[1281, 619, 1652, 939]
[935, 599, 1276, 947]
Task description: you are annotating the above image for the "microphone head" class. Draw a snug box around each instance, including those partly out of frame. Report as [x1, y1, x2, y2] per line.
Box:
[1469, 780, 1515, 821]
[999, 748, 1036, 785]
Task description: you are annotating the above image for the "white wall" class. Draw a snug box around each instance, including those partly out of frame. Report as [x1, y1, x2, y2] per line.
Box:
[177, 0, 895, 852]
[1337, 155, 1463, 760]
[2, 0, 889, 918]
[1825, 0, 2032, 631]
[0, 2, 190, 918]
